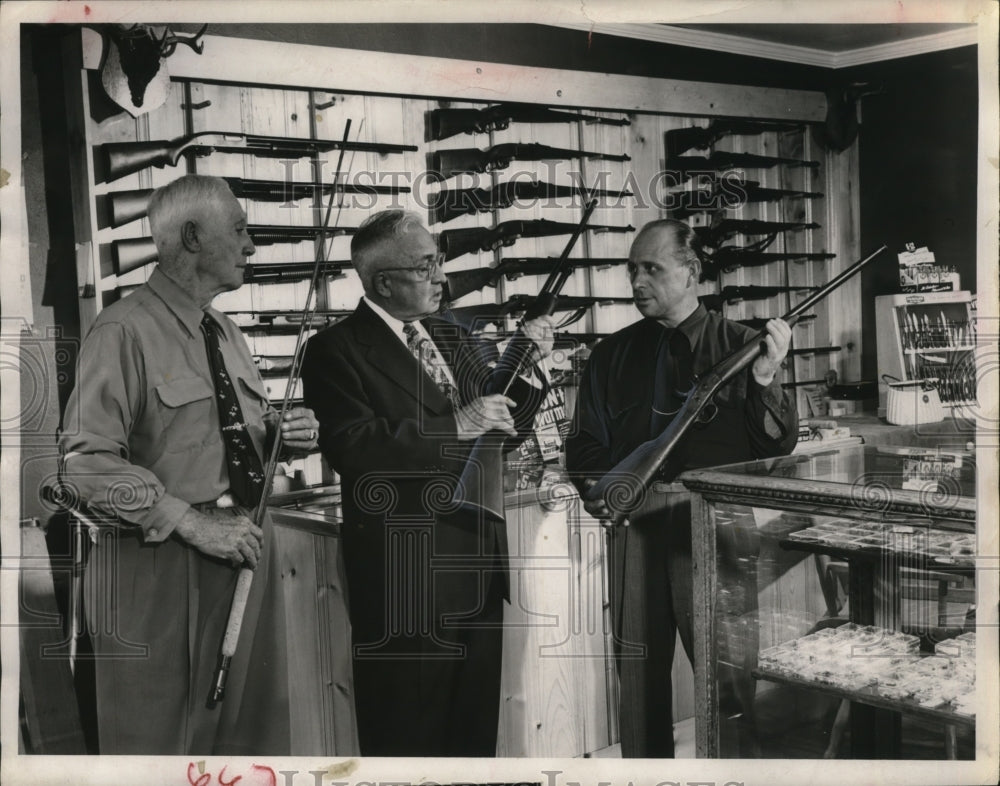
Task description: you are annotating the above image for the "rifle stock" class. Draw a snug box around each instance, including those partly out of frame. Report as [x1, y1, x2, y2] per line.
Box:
[584, 245, 888, 522]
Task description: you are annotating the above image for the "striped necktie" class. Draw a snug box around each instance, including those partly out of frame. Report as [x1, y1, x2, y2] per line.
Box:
[403, 322, 460, 410]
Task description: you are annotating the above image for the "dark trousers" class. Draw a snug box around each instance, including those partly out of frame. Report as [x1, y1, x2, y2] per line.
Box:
[607, 496, 695, 758]
[348, 521, 506, 757]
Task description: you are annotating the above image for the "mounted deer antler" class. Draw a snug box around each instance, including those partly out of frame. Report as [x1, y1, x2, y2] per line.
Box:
[99, 24, 209, 116]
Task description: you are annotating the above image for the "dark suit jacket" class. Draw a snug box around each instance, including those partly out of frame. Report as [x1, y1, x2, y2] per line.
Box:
[302, 300, 547, 640]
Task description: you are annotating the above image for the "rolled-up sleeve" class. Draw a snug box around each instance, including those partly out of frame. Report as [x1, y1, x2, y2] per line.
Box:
[60, 323, 189, 541]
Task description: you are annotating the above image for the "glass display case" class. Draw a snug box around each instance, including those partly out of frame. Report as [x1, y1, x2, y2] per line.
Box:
[679, 444, 977, 759]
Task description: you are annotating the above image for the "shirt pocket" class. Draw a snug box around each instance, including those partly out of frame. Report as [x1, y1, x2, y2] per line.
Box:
[154, 377, 215, 453]
[236, 373, 271, 450]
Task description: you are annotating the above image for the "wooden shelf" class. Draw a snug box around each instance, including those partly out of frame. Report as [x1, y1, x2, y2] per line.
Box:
[752, 663, 975, 729]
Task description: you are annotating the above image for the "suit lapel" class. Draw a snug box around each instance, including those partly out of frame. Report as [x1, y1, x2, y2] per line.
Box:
[354, 301, 453, 414]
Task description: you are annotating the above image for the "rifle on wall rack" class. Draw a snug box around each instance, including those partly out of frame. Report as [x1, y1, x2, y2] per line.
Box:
[112, 225, 359, 274]
[699, 249, 835, 281]
[665, 151, 819, 182]
[444, 256, 628, 301]
[447, 294, 634, 331]
[584, 245, 888, 524]
[698, 285, 821, 311]
[430, 102, 631, 140]
[665, 119, 803, 156]
[429, 143, 631, 182]
[439, 219, 634, 262]
[103, 131, 418, 182]
[430, 179, 632, 224]
[108, 177, 410, 227]
[665, 180, 823, 220]
[694, 218, 820, 247]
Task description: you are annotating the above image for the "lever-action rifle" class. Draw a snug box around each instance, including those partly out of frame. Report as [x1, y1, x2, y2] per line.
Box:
[430, 143, 631, 182]
[700, 249, 835, 281]
[448, 294, 634, 331]
[665, 151, 819, 182]
[449, 201, 598, 523]
[665, 120, 802, 157]
[431, 179, 632, 224]
[440, 219, 634, 262]
[698, 285, 821, 312]
[583, 245, 887, 523]
[430, 102, 630, 140]
[445, 256, 627, 301]
[109, 177, 410, 227]
[694, 218, 820, 247]
[113, 225, 358, 275]
[104, 132, 417, 182]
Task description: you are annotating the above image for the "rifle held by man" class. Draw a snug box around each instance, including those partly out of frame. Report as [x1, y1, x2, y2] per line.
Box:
[104, 132, 418, 182]
[430, 143, 631, 182]
[109, 177, 410, 227]
[445, 256, 627, 301]
[666, 119, 803, 157]
[584, 245, 888, 523]
[439, 219, 635, 262]
[430, 102, 630, 140]
[665, 151, 820, 182]
[113, 225, 358, 275]
[431, 179, 632, 224]
[700, 250, 835, 281]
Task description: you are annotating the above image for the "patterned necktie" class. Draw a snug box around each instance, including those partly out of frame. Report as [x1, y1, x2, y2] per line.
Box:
[201, 314, 266, 508]
[403, 322, 461, 410]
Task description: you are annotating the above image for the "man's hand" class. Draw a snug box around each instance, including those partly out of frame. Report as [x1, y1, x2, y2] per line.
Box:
[173, 507, 263, 568]
[455, 394, 518, 440]
[752, 318, 791, 386]
[280, 406, 320, 452]
[521, 315, 557, 362]
[581, 478, 614, 522]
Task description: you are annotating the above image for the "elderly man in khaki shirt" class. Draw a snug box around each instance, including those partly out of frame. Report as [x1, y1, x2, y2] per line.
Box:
[60, 174, 318, 754]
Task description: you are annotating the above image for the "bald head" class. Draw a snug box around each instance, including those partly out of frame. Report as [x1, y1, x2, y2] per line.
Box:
[627, 218, 702, 326]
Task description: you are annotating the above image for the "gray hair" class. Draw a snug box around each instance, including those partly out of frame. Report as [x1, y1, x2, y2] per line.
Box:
[147, 174, 233, 268]
[351, 209, 426, 291]
[634, 218, 702, 277]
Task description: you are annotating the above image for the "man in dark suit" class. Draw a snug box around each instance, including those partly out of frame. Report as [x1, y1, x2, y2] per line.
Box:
[566, 218, 798, 757]
[302, 210, 554, 756]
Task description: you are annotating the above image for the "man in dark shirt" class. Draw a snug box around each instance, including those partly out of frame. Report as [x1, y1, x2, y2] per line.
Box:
[566, 218, 798, 757]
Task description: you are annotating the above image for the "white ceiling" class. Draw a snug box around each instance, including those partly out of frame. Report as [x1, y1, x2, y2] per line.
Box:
[555, 22, 979, 68]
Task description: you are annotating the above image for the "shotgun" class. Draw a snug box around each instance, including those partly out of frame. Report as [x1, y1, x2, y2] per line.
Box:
[583, 245, 888, 522]
[445, 256, 627, 301]
[104, 132, 417, 182]
[430, 102, 630, 140]
[242, 260, 350, 284]
[112, 225, 358, 274]
[108, 177, 410, 227]
[737, 313, 817, 330]
[666, 181, 823, 219]
[439, 219, 634, 262]
[429, 143, 631, 182]
[431, 179, 632, 224]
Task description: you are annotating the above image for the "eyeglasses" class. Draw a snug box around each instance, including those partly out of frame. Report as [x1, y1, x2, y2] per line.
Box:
[379, 254, 446, 282]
